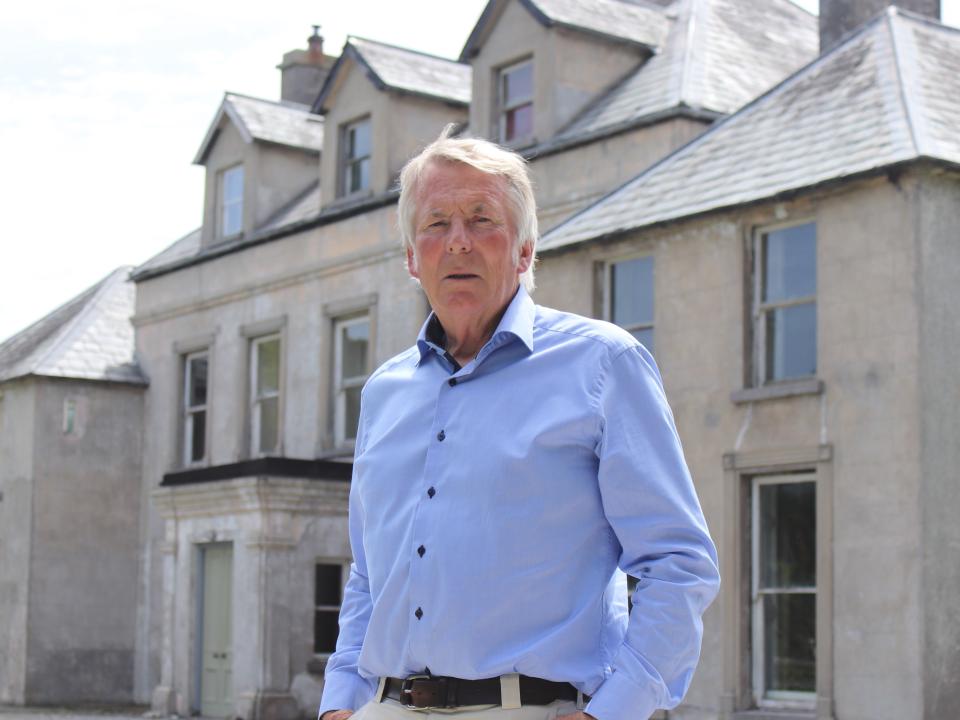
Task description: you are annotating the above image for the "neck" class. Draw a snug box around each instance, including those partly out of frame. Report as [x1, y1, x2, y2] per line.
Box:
[434, 290, 518, 367]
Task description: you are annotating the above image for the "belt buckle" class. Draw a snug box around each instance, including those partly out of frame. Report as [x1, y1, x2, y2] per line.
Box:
[401, 674, 447, 709]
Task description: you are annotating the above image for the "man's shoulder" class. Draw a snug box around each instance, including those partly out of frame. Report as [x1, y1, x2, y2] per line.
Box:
[533, 303, 639, 357]
[364, 345, 420, 389]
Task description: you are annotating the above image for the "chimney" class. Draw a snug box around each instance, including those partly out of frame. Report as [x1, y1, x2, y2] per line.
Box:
[820, 1, 940, 53]
[277, 25, 337, 106]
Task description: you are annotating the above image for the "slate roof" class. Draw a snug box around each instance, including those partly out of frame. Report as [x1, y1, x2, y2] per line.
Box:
[314, 37, 471, 112]
[461, 0, 671, 59]
[194, 93, 324, 164]
[134, 228, 201, 276]
[0, 267, 146, 385]
[554, 0, 817, 143]
[539, 8, 960, 252]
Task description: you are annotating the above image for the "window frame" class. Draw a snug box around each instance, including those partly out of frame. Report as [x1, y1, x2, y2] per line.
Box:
[721, 446, 835, 719]
[752, 221, 817, 386]
[497, 58, 534, 145]
[332, 313, 371, 448]
[182, 350, 210, 466]
[249, 334, 282, 457]
[604, 254, 655, 353]
[339, 116, 372, 198]
[750, 473, 817, 709]
[219, 164, 244, 239]
[313, 560, 349, 657]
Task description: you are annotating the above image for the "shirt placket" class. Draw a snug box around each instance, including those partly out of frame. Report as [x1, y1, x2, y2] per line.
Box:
[406, 359, 465, 664]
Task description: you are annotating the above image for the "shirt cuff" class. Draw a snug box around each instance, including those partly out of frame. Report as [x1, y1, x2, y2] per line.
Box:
[318, 672, 377, 718]
[584, 671, 659, 720]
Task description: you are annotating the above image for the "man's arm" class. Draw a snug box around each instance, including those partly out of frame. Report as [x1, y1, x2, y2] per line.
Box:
[585, 344, 721, 720]
[317, 453, 378, 717]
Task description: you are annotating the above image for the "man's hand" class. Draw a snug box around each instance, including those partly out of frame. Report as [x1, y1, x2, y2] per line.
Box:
[557, 712, 596, 720]
[319, 711, 353, 720]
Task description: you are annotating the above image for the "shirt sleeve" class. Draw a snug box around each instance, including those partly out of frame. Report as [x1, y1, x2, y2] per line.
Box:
[318, 427, 378, 716]
[585, 344, 720, 720]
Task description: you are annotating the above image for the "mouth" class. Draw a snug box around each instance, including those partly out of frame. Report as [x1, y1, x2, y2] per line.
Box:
[444, 273, 479, 280]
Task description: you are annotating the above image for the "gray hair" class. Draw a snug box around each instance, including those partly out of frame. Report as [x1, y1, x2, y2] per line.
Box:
[398, 125, 538, 292]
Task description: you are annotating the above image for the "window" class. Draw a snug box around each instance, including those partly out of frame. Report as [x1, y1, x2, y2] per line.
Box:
[498, 59, 533, 144]
[250, 335, 281, 455]
[755, 223, 816, 383]
[752, 475, 816, 707]
[608, 256, 654, 354]
[183, 351, 209, 464]
[333, 315, 370, 446]
[314, 562, 345, 654]
[340, 118, 371, 196]
[220, 165, 244, 237]
[62, 398, 77, 435]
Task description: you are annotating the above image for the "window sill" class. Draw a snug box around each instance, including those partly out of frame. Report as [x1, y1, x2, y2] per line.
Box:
[732, 711, 815, 720]
[731, 378, 824, 405]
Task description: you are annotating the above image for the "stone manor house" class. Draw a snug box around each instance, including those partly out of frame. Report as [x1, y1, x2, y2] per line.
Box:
[0, 1, 957, 719]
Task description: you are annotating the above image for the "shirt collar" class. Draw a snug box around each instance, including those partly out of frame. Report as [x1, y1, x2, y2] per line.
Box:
[416, 285, 536, 365]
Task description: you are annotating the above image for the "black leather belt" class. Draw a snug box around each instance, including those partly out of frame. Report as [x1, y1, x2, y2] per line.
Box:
[383, 674, 581, 709]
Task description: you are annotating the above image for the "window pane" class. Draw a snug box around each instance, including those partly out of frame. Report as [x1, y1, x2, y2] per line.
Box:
[763, 593, 816, 694]
[257, 339, 280, 394]
[612, 257, 654, 328]
[759, 481, 816, 588]
[258, 396, 278, 453]
[348, 120, 371, 160]
[503, 63, 532, 104]
[190, 410, 206, 462]
[223, 203, 242, 236]
[630, 327, 654, 355]
[766, 302, 816, 381]
[315, 564, 342, 606]
[341, 321, 369, 380]
[505, 104, 533, 141]
[189, 356, 208, 407]
[763, 224, 816, 303]
[344, 386, 362, 441]
[224, 166, 244, 202]
[314, 610, 340, 654]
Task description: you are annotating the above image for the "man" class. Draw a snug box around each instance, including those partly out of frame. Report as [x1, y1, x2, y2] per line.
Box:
[318, 128, 719, 720]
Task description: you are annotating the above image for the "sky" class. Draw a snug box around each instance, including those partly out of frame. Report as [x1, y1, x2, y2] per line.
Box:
[1, 0, 957, 344]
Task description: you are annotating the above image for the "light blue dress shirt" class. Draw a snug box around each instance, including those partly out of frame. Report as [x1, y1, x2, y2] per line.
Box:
[319, 287, 720, 720]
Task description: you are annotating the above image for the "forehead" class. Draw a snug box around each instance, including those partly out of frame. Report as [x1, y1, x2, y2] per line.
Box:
[415, 161, 510, 214]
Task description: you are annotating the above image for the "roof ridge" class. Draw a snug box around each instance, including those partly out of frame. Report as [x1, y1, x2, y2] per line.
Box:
[28, 267, 131, 377]
[886, 7, 925, 157]
[226, 91, 313, 112]
[677, 0, 699, 106]
[348, 34, 465, 64]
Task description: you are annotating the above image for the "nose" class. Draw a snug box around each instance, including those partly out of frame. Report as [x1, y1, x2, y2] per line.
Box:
[444, 219, 471, 254]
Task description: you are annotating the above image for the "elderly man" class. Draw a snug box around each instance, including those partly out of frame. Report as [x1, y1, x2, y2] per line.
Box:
[318, 129, 719, 720]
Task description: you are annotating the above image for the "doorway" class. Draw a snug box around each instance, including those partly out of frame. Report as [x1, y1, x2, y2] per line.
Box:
[198, 543, 233, 717]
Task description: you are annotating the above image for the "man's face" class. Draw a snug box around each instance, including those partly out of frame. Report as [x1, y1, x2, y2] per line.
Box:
[407, 160, 532, 327]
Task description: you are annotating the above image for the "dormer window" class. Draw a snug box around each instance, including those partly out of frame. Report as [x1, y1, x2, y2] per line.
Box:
[498, 59, 533, 144]
[219, 164, 244, 238]
[340, 117, 371, 196]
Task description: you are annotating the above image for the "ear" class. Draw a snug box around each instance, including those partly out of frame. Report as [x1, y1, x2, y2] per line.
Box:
[516, 241, 534, 274]
[406, 246, 420, 280]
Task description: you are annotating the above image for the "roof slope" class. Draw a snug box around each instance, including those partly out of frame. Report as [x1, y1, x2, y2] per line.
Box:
[541, 8, 960, 252]
[556, 0, 817, 140]
[194, 93, 324, 164]
[314, 37, 471, 112]
[0, 267, 145, 385]
[462, 0, 671, 59]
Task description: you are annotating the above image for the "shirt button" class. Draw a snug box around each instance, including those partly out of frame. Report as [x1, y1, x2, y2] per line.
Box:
[415, 607, 423, 620]
[427, 487, 436, 498]
[437, 430, 446, 442]
[417, 545, 426, 557]
[448, 378, 457, 387]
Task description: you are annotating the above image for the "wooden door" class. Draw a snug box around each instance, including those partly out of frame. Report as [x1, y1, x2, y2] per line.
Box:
[200, 543, 233, 717]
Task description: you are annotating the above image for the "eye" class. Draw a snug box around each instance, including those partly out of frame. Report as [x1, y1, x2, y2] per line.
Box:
[474, 216, 491, 224]
[427, 220, 447, 229]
